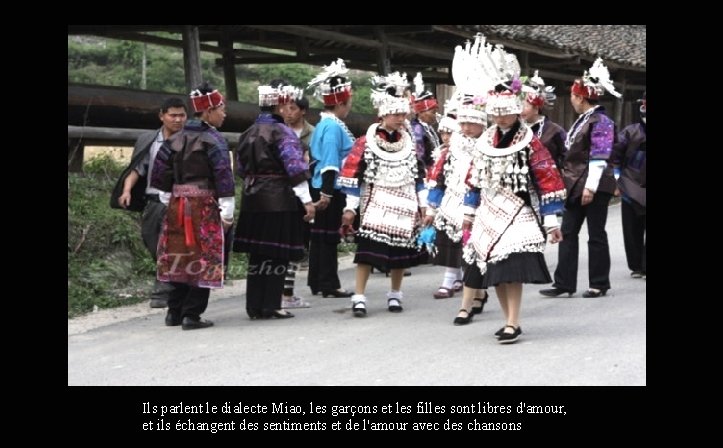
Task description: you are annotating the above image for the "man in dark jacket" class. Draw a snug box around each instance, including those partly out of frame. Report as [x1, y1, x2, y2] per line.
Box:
[115, 97, 187, 308]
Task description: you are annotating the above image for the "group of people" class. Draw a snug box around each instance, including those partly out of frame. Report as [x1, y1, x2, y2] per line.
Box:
[113, 33, 645, 344]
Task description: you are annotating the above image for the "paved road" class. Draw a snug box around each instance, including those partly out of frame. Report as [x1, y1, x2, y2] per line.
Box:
[68, 202, 645, 385]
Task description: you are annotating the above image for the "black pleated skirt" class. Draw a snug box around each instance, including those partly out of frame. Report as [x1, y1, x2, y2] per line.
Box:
[353, 236, 425, 270]
[233, 210, 306, 262]
[431, 230, 463, 268]
[464, 252, 551, 288]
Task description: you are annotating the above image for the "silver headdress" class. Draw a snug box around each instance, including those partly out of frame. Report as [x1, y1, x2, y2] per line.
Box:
[438, 116, 460, 134]
[308, 58, 353, 106]
[585, 58, 622, 98]
[411, 72, 438, 114]
[450, 37, 488, 125]
[257, 83, 303, 107]
[452, 33, 523, 117]
[370, 71, 410, 117]
[413, 72, 425, 98]
[573, 58, 622, 99]
[522, 70, 557, 109]
[437, 94, 462, 133]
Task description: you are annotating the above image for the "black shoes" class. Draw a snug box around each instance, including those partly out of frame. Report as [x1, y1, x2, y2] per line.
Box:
[150, 298, 168, 308]
[497, 325, 522, 343]
[165, 312, 181, 327]
[181, 316, 214, 330]
[322, 289, 354, 298]
[540, 287, 574, 298]
[582, 288, 608, 298]
[262, 309, 295, 319]
[453, 309, 473, 326]
[247, 308, 263, 320]
[540, 287, 608, 298]
[247, 309, 294, 319]
[471, 292, 488, 314]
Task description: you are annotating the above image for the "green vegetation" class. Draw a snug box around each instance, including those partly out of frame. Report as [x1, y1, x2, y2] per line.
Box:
[68, 34, 372, 317]
[68, 35, 375, 114]
[68, 155, 152, 318]
[67, 154, 352, 318]
[67, 155, 248, 318]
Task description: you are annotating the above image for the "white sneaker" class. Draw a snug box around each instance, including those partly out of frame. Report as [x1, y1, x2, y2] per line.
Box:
[351, 294, 367, 317]
[281, 296, 311, 309]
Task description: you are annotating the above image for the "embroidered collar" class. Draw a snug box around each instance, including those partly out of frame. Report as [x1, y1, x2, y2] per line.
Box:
[477, 123, 532, 157]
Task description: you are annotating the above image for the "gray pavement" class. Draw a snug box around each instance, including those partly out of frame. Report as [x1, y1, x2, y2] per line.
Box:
[68, 202, 645, 385]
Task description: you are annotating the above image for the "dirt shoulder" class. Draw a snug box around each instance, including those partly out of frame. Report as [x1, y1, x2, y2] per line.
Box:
[67, 255, 355, 336]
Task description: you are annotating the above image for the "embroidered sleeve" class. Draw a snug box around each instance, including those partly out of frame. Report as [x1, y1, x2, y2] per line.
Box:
[417, 184, 428, 208]
[463, 188, 481, 208]
[529, 138, 566, 216]
[427, 187, 444, 208]
[427, 146, 448, 186]
[411, 121, 426, 162]
[589, 115, 615, 160]
[207, 130, 236, 198]
[464, 162, 478, 189]
[277, 125, 310, 186]
[339, 136, 367, 189]
[426, 147, 448, 207]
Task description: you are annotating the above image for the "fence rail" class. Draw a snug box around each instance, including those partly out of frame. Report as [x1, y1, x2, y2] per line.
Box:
[67, 125, 242, 171]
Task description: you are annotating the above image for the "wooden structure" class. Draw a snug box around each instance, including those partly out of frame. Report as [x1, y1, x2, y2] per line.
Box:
[67, 25, 645, 91]
[68, 25, 645, 170]
[67, 83, 377, 171]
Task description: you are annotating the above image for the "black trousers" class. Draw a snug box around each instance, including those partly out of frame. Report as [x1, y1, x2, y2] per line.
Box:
[553, 192, 612, 291]
[141, 199, 176, 301]
[621, 199, 646, 274]
[307, 188, 345, 293]
[246, 254, 287, 314]
[166, 283, 210, 319]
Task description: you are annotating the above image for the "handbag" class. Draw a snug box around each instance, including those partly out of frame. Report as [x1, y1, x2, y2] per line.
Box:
[109, 145, 151, 212]
[109, 166, 147, 212]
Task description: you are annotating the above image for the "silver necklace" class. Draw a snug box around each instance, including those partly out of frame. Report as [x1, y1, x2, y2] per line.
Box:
[565, 106, 599, 149]
[420, 120, 440, 149]
[319, 111, 355, 143]
[532, 117, 545, 140]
